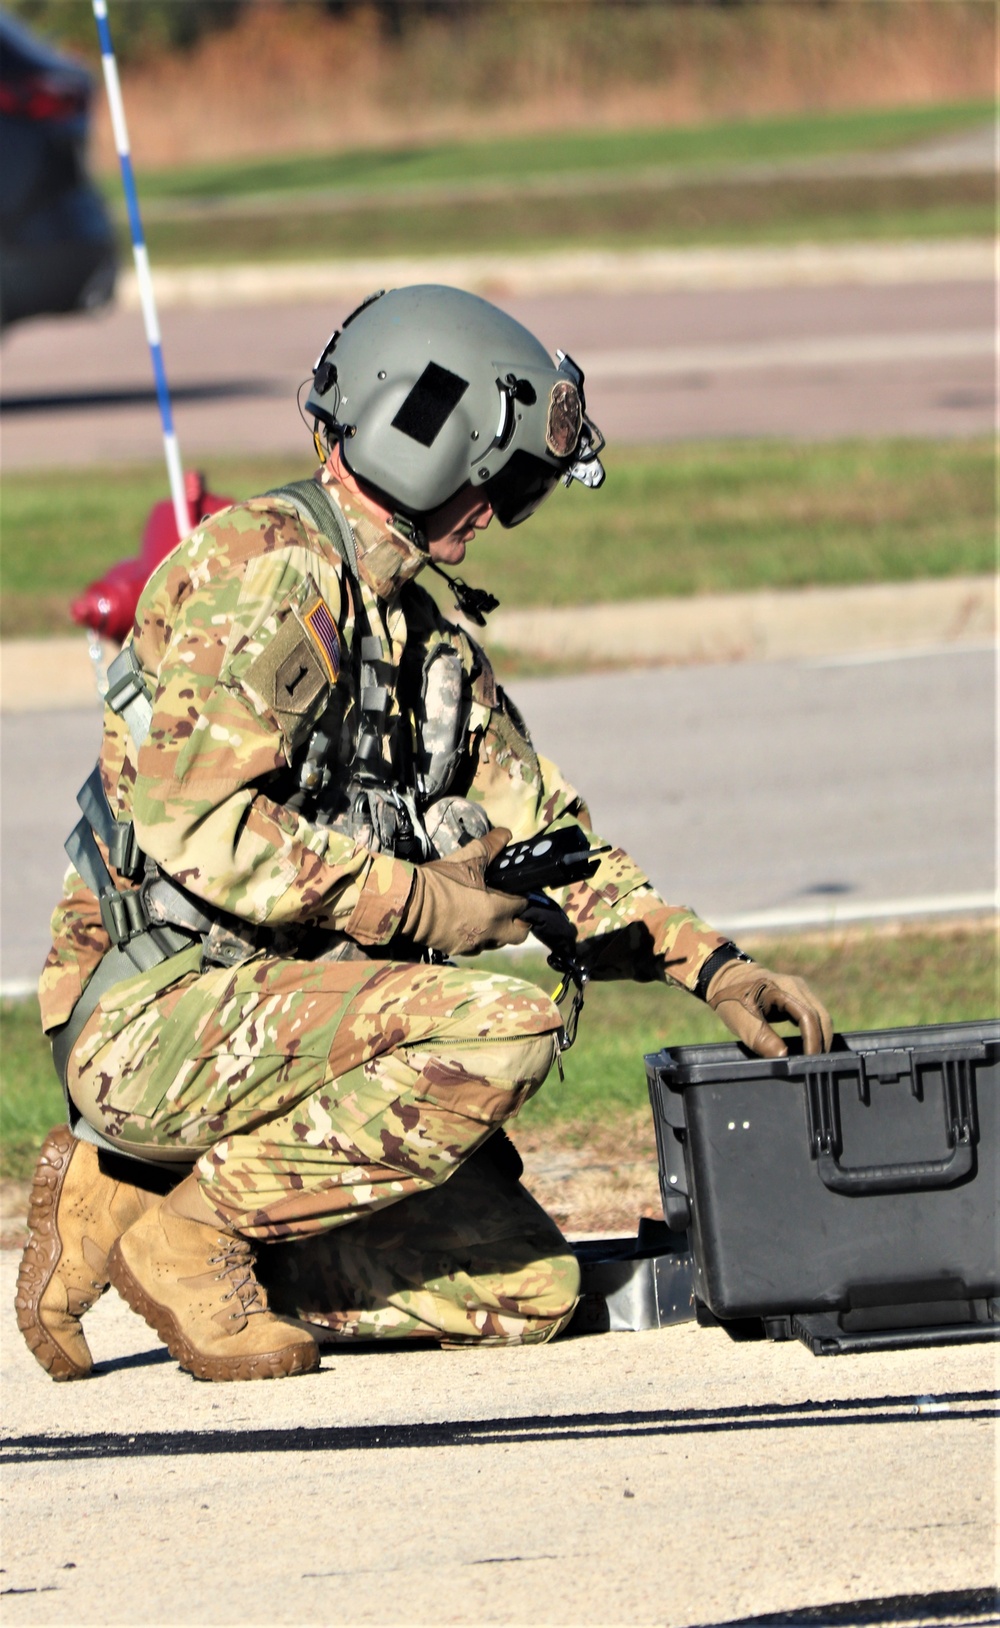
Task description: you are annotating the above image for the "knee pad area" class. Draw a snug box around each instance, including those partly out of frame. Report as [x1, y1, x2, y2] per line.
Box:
[486, 1025, 561, 1091]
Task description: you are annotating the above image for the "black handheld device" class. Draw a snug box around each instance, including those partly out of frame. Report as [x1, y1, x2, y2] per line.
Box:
[484, 825, 607, 896]
[483, 824, 608, 1053]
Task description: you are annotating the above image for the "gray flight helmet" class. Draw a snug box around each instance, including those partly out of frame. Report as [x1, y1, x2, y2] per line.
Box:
[305, 284, 605, 527]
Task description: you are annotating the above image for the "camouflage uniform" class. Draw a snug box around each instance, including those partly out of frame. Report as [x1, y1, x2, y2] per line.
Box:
[40, 471, 727, 1342]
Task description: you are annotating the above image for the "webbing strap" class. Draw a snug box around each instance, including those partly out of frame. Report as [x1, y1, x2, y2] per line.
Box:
[105, 644, 153, 747]
[76, 766, 142, 879]
[267, 479, 401, 792]
[65, 815, 133, 943]
[266, 478, 359, 579]
[64, 815, 195, 967]
[142, 872, 217, 937]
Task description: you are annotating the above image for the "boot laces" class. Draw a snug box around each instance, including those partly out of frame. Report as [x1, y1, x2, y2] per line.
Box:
[209, 1237, 267, 1319]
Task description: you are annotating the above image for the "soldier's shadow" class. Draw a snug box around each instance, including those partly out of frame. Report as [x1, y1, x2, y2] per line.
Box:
[92, 1347, 173, 1374]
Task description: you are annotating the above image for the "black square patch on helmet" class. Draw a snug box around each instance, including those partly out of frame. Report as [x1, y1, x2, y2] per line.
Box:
[392, 362, 469, 447]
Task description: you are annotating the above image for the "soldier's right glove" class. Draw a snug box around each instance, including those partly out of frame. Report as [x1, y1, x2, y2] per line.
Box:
[400, 827, 530, 956]
[705, 958, 833, 1059]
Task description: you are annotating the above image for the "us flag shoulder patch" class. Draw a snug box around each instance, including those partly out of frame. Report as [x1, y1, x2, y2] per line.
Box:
[302, 595, 341, 683]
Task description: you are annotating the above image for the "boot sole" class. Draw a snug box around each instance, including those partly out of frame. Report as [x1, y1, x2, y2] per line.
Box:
[106, 1238, 320, 1382]
[14, 1125, 95, 1381]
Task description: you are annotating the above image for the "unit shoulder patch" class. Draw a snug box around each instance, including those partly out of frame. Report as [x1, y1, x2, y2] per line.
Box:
[243, 606, 332, 735]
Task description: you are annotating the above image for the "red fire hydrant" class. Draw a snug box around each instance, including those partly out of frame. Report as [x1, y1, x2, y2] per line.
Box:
[71, 470, 233, 644]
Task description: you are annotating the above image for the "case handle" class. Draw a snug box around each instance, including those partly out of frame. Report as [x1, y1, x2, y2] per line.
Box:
[805, 1055, 978, 1197]
[817, 1141, 974, 1196]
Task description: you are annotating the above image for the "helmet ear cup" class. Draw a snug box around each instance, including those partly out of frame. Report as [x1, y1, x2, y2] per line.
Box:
[304, 285, 596, 519]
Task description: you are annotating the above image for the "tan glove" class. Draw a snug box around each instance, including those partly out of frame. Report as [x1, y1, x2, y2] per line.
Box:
[706, 959, 833, 1059]
[400, 826, 530, 956]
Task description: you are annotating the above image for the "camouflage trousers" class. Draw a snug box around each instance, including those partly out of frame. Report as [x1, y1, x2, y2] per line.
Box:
[258, 1141, 580, 1345]
[66, 947, 578, 1343]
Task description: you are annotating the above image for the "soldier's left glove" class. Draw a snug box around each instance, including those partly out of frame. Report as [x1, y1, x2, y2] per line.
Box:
[705, 959, 833, 1059]
[399, 827, 530, 956]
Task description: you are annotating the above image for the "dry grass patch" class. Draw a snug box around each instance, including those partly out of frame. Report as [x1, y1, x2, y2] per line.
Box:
[142, 169, 992, 265]
[516, 1114, 661, 1236]
[85, 3, 994, 171]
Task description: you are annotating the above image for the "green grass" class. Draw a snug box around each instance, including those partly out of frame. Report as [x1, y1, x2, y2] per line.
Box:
[2, 925, 995, 1178]
[119, 103, 994, 204]
[2, 439, 991, 639]
[464, 437, 995, 610]
[1, 997, 65, 1181]
[110, 103, 994, 267]
[141, 172, 992, 266]
[0, 455, 295, 639]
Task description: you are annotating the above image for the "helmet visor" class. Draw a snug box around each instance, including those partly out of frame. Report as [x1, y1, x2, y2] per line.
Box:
[482, 449, 562, 528]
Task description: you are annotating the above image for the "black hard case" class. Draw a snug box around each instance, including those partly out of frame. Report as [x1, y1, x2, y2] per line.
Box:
[645, 1020, 1000, 1352]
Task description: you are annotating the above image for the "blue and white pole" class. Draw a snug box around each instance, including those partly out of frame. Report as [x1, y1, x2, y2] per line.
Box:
[92, 0, 189, 544]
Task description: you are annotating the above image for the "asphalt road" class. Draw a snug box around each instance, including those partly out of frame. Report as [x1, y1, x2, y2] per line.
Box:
[2, 646, 993, 990]
[0, 279, 992, 469]
[2, 1252, 996, 1628]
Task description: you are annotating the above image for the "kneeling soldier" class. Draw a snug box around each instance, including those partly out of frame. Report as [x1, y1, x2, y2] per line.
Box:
[17, 287, 832, 1381]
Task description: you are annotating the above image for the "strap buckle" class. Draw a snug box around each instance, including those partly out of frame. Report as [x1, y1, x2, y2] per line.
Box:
[99, 886, 148, 946]
[105, 646, 154, 747]
[76, 766, 144, 881]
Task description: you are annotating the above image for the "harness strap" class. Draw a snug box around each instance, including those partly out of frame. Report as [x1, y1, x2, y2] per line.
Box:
[65, 815, 140, 946]
[65, 810, 197, 962]
[59, 649, 203, 1164]
[266, 479, 400, 795]
[76, 765, 142, 880]
[105, 644, 154, 746]
[266, 477, 358, 577]
[142, 872, 217, 937]
[72, 645, 152, 888]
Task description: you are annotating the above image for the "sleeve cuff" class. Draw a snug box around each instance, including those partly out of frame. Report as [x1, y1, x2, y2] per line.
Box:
[652, 909, 731, 993]
[345, 855, 416, 946]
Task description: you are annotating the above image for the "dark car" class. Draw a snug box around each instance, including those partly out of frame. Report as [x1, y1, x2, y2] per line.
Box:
[0, 8, 117, 330]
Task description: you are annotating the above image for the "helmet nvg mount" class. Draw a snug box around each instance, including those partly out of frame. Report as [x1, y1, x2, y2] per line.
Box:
[305, 284, 605, 529]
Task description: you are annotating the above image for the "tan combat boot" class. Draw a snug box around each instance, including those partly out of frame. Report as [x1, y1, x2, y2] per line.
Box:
[15, 1124, 159, 1380]
[107, 1174, 320, 1382]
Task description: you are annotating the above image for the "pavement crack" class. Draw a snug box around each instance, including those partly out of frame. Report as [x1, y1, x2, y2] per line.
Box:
[466, 1555, 559, 1566]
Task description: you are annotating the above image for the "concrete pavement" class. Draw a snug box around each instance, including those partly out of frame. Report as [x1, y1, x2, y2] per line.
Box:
[1, 1253, 996, 1628]
[112, 240, 993, 310]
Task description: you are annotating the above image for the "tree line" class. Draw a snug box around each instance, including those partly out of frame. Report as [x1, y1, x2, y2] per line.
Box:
[7, 0, 770, 66]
